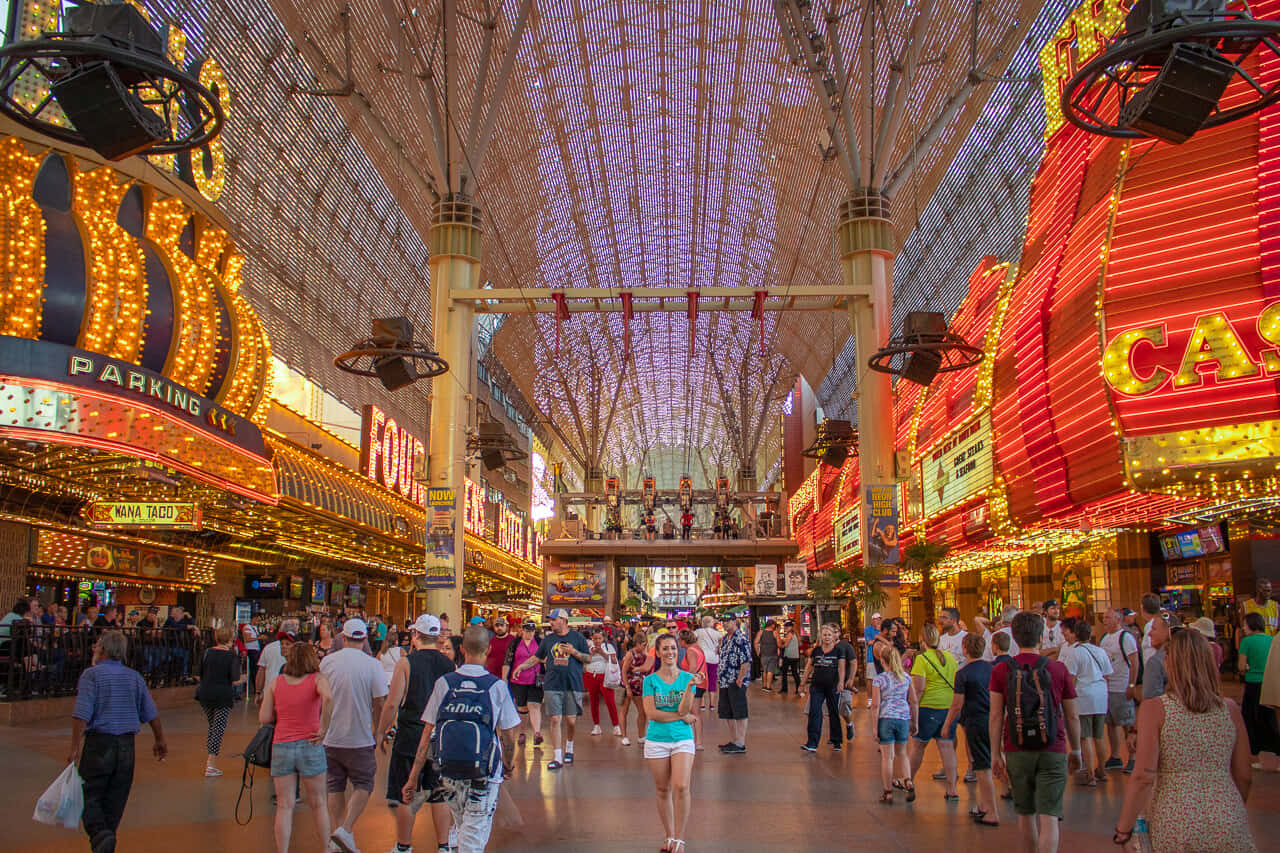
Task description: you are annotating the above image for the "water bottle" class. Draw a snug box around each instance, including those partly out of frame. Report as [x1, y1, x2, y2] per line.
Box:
[1133, 815, 1154, 853]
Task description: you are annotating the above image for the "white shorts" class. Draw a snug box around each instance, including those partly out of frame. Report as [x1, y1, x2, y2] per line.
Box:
[643, 739, 696, 759]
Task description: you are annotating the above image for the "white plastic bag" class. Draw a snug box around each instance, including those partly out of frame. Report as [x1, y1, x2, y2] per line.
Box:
[33, 763, 83, 830]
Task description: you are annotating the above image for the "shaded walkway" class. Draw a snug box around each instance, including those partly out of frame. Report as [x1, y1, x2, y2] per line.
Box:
[3, 685, 1277, 851]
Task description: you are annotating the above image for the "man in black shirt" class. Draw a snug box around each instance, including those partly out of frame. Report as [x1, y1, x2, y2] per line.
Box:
[376, 614, 456, 853]
[162, 605, 197, 680]
[834, 631, 859, 740]
[802, 623, 847, 752]
[136, 607, 160, 674]
[93, 605, 120, 628]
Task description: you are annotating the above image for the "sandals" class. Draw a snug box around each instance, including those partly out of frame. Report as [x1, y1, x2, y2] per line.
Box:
[974, 815, 1001, 827]
[969, 808, 986, 818]
[880, 790, 894, 805]
[661, 839, 676, 852]
[943, 793, 959, 801]
[905, 782, 916, 803]
[547, 760, 563, 771]
[891, 779, 906, 791]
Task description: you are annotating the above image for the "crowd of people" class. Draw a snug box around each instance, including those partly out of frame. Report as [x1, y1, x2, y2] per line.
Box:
[52, 578, 1280, 853]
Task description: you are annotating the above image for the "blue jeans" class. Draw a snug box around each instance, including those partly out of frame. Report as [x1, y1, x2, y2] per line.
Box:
[805, 683, 842, 747]
[877, 717, 910, 744]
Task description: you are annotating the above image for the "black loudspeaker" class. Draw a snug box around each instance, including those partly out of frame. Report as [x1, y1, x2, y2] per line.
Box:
[372, 317, 413, 345]
[1119, 43, 1236, 144]
[481, 449, 506, 471]
[900, 312, 948, 386]
[477, 421, 508, 471]
[52, 62, 168, 160]
[372, 355, 416, 391]
[821, 446, 848, 468]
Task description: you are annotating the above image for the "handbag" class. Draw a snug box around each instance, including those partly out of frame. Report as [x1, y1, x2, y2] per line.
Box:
[604, 645, 623, 689]
[235, 723, 275, 826]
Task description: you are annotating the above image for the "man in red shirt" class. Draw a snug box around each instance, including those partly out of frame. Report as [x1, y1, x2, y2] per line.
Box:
[989, 611, 1081, 851]
[680, 510, 694, 540]
[484, 617, 515, 678]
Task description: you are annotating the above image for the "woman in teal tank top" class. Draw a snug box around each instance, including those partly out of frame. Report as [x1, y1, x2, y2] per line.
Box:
[643, 634, 701, 853]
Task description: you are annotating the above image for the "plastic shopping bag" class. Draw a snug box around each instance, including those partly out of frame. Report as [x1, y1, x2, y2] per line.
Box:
[32, 763, 83, 830]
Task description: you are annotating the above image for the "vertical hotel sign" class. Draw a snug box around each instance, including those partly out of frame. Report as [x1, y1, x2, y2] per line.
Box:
[424, 487, 457, 587]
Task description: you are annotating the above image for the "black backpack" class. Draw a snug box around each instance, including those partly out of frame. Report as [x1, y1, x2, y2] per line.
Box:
[1005, 657, 1059, 750]
[431, 671, 501, 781]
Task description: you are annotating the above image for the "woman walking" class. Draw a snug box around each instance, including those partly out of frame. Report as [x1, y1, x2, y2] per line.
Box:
[942, 632, 997, 824]
[1114, 629, 1257, 852]
[871, 645, 918, 803]
[908, 622, 960, 800]
[259, 642, 334, 853]
[375, 626, 401, 690]
[679, 629, 707, 749]
[584, 626, 622, 737]
[621, 627, 653, 746]
[644, 633, 701, 853]
[504, 619, 544, 747]
[1060, 619, 1112, 786]
[195, 624, 241, 777]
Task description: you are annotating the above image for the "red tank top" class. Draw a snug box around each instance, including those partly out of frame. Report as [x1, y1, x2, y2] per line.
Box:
[272, 673, 321, 743]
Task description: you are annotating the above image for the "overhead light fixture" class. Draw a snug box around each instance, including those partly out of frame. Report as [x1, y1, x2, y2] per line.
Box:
[802, 419, 858, 468]
[1062, 0, 1280, 144]
[334, 317, 448, 391]
[0, 2, 225, 160]
[868, 312, 982, 386]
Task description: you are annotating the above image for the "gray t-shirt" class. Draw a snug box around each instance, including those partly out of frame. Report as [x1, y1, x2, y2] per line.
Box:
[1142, 649, 1168, 700]
[320, 647, 389, 748]
[259, 640, 286, 685]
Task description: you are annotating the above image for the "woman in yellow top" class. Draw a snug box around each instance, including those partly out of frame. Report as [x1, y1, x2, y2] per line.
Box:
[908, 622, 961, 799]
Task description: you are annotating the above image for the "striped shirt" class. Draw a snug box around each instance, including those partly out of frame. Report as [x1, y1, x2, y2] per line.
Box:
[73, 660, 158, 735]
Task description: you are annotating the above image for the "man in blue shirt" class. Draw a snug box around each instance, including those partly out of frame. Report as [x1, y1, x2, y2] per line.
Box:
[863, 613, 882, 707]
[68, 630, 167, 853]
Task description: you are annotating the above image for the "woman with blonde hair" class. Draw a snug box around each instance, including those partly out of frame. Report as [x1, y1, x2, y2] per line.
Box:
[871, 644, 918, 804]
[195, 624, 241, 777]
[1114, 629, 1257, 852]
[908, 621, 960, 800]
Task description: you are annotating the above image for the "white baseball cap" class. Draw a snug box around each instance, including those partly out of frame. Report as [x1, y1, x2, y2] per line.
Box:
[550, 608, 571, 620]
[871, 613, 882, 620]
[411, 614, 442, 636]
[341, 618, 368, 639]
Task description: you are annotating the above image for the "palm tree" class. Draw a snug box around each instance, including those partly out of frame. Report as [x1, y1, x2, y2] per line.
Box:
[809, 565, 889, 637]
[900, 539, 949, 623]
[620, 595, 643, 615]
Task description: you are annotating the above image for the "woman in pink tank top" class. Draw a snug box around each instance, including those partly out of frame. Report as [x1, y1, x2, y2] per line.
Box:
[259, 641, 333, 852]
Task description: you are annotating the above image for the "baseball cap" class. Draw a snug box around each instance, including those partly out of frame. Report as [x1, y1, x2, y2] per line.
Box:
[871, 612, 881, 620]
[1043, 599, 1059, 608]
[522, 620, 537, 630]
[411, 614, 442, 636]
[242, 625, 258, 639]
[341, 618, 368, 639]
[278, 630, 297, 642]
[550, 608, 570, 620]
[147, 606, 159, 614]
[469, 615, 486, 625]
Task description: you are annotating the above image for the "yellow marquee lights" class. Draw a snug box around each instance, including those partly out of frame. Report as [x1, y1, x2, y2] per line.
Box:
[74, 166, 146, 362]
[0, 137, 46, 338]
[218, 253, 274, 423]
[148, 196, 219, 395]
[1039, 0, 1127, 141]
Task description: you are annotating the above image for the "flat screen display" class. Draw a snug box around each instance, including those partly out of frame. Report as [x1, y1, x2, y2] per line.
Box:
[288, 576, 304, 599]
[1197, 525, 1225, 555]
[1176, 531, 1204, 559]
[1158, 535, 1181, 561]
[311, 580, 327, 604]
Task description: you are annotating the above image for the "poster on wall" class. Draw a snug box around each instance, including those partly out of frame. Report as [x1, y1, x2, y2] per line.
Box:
[1060, 569, 1087, 620]
[424, 487, 458, 588]
[865, 484, 900, 565]
[783, 561, 808, 597]
[920, 413, 994, 516]
[754, 563, 778, 597]
[547, 560, 607, 605]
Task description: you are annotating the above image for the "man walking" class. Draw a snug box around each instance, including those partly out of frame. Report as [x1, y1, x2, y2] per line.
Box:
[68, 630, 168, 853]
[483, 617, 514, 678]
[255, 620, 299, 700]
[754, 619, 779, 693]
[512, 608, 590, 770]
[1039, 600, 1066, 661]
[1243, 577, 1277, 636]
[989, 612, 1081, 853]
[779, 619, 803, 695]
[801, 623, 846, 752]
[376, 615, 456, 853]
[694, 616, 723, 711]
[863, 613, 882, 706]
[320, 618, 388, 853]
[937, 607, 968, 664]
[404, 625, 519, 853]
[717, 615, 752, 754]
[1099, 608, 1138, 775]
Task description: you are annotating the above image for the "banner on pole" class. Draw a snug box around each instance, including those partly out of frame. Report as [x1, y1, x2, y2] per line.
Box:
[424, 487, 458, 588]
[865, 484, 900, 566]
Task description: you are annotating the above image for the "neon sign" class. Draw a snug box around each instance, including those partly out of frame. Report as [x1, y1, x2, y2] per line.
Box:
[359, 405, 425, 504]
[1039, 0, 1128, 141]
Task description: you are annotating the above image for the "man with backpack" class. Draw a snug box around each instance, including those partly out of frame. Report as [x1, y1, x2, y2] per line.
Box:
[1099, 607, 1140, 774]
[403, 625, 520, 853]
[989, 612, 1081, 853]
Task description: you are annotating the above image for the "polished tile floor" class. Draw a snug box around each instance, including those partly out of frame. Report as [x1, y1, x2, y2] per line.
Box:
[3, 685, 1277, 852]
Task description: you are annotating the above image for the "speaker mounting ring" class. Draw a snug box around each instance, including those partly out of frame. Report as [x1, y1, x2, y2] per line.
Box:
[1061, 17, 1280, 141]
[0, 34, 225, 157]
[333, 340, 449, 383]
[867, 334, 983, 382]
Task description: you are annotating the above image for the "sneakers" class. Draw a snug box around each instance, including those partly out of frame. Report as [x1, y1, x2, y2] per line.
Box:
[387, 846, 413, 853]
[533, 732, 544, 746]
[1123, 759, 1134, 774]
[717, 742, 735, 751]
[830, 743, 842, 752]
[846, 723, 855, 740]
[1104, 757, 1124, 770]
[613, 725, 623, 736]
[590, 725, 603, 736]
[722, 743, 746, 754]
[801, 743, 818, 752]
[547, 760, 562, 771]
[204, 766, 223, 777]
[964, 770, 977, 783]
[330, 827, 360, 853]
[564, 752, 574, 765]
[621, 736, 631, 746]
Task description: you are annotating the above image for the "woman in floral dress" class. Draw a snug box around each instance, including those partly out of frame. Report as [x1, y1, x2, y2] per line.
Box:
[1114, 630, 1257, 852]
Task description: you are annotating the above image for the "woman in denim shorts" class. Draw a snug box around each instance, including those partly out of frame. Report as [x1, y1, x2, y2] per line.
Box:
[871, 645, 918, 804]
[259, 641, 334, 852]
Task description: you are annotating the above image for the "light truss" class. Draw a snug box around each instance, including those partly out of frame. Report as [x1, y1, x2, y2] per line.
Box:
[453, 285, 870, 314]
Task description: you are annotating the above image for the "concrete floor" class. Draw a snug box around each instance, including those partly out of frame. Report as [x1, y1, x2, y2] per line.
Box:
[3, 685, 1277, 852]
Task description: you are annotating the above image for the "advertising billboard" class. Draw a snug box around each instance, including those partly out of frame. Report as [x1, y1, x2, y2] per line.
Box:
[547, 560, 607, 606]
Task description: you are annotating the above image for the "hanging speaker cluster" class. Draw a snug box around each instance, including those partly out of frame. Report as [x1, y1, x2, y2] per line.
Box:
[334, 317, 449, 391]
[466, 419, 528, 472]
[801, 418, 859, 468]
[867, 311, 983, 387]
[0, 2, 224, 160]
[1062, 0, 1280, 144]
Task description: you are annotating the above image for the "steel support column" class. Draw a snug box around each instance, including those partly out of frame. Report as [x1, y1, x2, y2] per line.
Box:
[839, 191, 900, 617]
[425, 197, 481, 622]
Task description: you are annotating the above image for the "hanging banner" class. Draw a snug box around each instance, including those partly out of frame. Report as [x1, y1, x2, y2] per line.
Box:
[547, 560, 607, 606]
[783, 561, 808, 597]
[753, 563, 778, 597]
[865, 484, 900, 566]
[424, 487, 458, 588]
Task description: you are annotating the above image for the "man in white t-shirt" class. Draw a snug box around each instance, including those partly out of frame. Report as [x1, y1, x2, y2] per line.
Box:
[937, 607, 968, 664]
[405, 625, 520, 853]
[253, 619, 299, 702]
[1139, 593, 1162, 664]
[1039, 600, 1066, 660]
[1060, 620, 1112, 783]
[320, 618, 389, 853]
[694, 616, 723, 711]
[1099, 608, 1139, 773]
[992, 605, 1022, 659]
